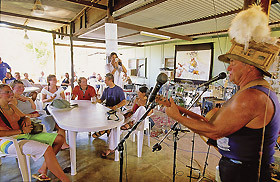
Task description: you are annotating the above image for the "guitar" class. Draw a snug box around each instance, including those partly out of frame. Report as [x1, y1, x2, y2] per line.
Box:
[156, 96, 219, 150]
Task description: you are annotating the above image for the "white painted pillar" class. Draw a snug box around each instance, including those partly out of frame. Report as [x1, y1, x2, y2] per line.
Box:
[105, 23, 118, 63]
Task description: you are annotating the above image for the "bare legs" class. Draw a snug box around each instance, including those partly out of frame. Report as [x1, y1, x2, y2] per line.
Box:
[55, 124, 69, 149]
[38, 134, 70, 182]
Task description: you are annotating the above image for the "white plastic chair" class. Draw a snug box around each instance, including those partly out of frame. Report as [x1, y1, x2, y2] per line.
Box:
[0, 136, 31, 181]
[131, 116, 151, 157]
[35, 92, 44, 111]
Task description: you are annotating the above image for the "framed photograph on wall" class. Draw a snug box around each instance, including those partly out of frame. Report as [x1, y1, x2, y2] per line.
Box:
[174, 43, 214, 84]
[128, 58, 147, 78]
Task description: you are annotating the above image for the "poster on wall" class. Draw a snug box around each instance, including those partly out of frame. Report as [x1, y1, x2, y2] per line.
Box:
[174, 43, 213, 83]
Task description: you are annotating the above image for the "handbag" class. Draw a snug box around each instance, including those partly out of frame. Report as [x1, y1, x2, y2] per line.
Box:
[18, 116, 43, 135]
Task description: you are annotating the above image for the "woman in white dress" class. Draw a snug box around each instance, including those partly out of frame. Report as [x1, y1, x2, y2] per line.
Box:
[41, 75, 69, 149]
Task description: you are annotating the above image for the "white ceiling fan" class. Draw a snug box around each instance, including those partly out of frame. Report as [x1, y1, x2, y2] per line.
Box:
[32, 0, 45, 16]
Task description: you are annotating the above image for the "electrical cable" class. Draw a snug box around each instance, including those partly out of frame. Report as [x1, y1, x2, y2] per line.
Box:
[212, 0, 228, 71]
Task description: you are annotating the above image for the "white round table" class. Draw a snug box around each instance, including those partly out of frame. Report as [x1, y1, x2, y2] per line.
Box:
[23, 87, 40, 93]
[47, 100, 124, 175]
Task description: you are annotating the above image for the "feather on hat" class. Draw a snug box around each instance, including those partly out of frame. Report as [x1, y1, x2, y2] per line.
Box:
[218, 4, 280, 77]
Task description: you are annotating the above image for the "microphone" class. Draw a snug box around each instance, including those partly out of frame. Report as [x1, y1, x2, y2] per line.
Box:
[198, 72, 227, 88]
[147, 73, 168, 106]
[139, 64, 144, 67]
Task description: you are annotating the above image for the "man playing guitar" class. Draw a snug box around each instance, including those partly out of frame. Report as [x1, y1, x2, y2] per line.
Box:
[160, 6, 280, 181]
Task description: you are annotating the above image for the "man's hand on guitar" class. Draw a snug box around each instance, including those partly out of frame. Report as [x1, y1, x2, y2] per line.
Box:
[155, 95, 171, 107]
[165, 98, 181, 120]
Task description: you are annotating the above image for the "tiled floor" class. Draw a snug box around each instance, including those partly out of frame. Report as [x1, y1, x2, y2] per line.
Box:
[0, 131, 220, 182]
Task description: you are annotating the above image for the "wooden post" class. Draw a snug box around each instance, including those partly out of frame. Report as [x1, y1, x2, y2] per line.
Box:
[260, 0, 272, 15]
[70, 22, 74, 90]
[52, 33, 57, 75]
[243, 0, 272, 16]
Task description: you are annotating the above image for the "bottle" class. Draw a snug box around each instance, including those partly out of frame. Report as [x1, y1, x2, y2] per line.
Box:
[91, 97, 96, 104]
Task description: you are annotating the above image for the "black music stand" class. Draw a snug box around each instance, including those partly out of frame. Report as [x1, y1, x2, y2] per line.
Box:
[116, 101, 156, 182]
[152, 86, 209, 182]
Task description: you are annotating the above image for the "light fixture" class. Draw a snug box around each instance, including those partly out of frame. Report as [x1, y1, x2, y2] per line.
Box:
[32, 0, 45, 16]
[24, 30, 29, 40]
[140, 31, 170, 40]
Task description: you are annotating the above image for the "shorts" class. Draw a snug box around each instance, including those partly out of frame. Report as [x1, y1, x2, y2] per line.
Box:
[16, 132, 58, 146]
[0, 132, 57, 161]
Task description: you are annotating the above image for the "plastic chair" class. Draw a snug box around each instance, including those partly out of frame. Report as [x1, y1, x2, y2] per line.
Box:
[0, 136, 31, 181]
[131, 116, 151, 157]
[35, 92, 44, 111]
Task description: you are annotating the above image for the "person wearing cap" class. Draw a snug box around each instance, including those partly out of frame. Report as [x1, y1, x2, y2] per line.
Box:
[92, 73, 126, 158]
[162, 5, 280, 181]
[105, 52, 127, 88]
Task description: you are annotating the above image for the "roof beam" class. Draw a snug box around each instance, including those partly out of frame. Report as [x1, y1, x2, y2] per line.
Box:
[55, 43, 106, 49]
[115, 0, 168, 20]
[0, 21, 70, 36]
[118, 32, 139, 39]
[113, 20, 192, 41]
[73, 37, 143, 47]
[155, 8, 243, 30]
[63, 0, 107, 10]
[0, 11, 70, 24]
[113, 0, 138, 11]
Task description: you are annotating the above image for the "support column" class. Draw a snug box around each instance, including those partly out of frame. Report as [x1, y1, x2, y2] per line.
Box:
[52, 33, 57, 75]
[70, 22, 74, 89]
[105, 0, 117, 63]
[105, 23, 118, 63]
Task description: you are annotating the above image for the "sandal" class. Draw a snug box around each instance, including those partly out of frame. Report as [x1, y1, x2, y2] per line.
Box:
[121, 121, 134, 130]
[101, 149, 115, 159]
[92, 130, 106, 138]
[32, 173, 51, 181]
[92, 130, 111, 138]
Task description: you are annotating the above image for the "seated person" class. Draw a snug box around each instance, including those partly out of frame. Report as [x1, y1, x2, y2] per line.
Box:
[0, 84, 70, 182]
[72, 77, 97, 100]
[92, 73, 126, 158]
[14, 72, 37, 101]
[2, 72, 15, 85]
[39, 71, 47, 84]
[61, 73, 70, 90]
[122, 73, 132, 85]
[96, 73, 104, 94]
[23, 73, 35, 83]
[10, 80, 69, 149]
[88, 72, 97, 80]
[41, 75, 69, 148]
[121, 86, 152, 130]
[41, 74, 65, 105]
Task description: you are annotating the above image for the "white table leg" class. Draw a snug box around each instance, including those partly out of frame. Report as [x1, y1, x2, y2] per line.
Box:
[69, 130, 77, 175]
[114, 126, 120, 161]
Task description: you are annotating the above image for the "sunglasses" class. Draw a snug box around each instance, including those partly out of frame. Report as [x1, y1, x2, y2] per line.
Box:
[0, 90, 13, 94]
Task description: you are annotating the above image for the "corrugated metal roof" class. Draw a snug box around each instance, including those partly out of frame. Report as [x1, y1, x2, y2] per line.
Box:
[118, 0, 244, 28]
[162, 14, 236, 36]
[270, 3, 280, 23]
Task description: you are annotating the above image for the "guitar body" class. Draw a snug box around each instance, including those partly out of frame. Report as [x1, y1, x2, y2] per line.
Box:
[200, 107, 219, 150]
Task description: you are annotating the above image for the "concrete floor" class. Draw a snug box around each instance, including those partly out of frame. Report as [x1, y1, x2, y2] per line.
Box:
[0, 131, 221, 182]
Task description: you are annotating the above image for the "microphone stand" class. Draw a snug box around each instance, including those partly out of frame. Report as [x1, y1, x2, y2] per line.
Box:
[116, 101, 157, 182]
[152, 86, 209, 182]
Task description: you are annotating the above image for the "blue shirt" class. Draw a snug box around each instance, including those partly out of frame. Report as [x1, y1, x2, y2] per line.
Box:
[218, 86, 280, 164]
[0, 62, 11, 80]
[101, 85, 125, 107]
[4, 77, 15, 85]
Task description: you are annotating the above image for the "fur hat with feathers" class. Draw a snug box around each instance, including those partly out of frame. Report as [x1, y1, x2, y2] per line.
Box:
[228, 4, 277, 50]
